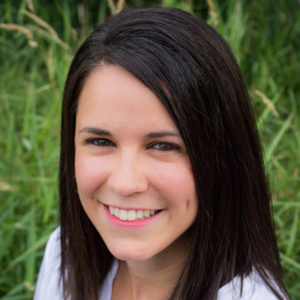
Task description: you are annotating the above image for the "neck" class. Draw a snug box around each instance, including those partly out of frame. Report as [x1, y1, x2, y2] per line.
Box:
[112, 236, 189, 300]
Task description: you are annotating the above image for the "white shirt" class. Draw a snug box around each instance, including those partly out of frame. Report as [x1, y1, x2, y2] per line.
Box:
[34, 228, 283, 300]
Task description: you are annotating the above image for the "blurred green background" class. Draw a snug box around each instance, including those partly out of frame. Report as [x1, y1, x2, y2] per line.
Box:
[0, 0, 299, 299]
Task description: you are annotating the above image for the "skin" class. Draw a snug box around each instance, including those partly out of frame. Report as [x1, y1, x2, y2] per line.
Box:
[74, 65, 198, 299]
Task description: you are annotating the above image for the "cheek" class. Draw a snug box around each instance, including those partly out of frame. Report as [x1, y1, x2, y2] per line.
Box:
[153, 162, 197, 207]
[75, 154, 108, 198]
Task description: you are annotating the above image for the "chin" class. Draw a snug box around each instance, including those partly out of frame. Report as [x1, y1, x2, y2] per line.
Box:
[108, 245, 156, 262]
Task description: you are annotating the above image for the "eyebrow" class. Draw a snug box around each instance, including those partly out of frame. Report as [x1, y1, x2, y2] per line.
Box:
[78, 127, 111, 136]
[147, 131, 180, 138]
[78, 127, 180, 138]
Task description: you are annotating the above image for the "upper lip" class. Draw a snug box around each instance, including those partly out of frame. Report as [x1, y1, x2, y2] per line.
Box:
[102, 203, 162, 211]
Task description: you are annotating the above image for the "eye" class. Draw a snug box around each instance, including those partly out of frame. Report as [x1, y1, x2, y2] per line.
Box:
[87, 138, 115, 147]
[149, 142, 180, 151]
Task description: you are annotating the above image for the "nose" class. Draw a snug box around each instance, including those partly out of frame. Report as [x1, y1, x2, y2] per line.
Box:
[107, 150, 148, 196]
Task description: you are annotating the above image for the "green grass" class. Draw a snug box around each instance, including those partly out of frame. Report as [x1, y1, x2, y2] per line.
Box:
[0, 0, 299, 299]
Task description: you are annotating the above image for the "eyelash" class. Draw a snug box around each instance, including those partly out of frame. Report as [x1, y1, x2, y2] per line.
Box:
[86, 139, 180, 152]
[147, 142, 180, 152]
[86, 138, 115, 147]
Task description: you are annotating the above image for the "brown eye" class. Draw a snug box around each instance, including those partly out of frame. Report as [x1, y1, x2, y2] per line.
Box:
[88, 139, 114, 147]
[151, 143, 179, 151]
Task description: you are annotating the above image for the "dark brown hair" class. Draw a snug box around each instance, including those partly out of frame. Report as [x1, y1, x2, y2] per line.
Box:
[59, 7, 288, 299]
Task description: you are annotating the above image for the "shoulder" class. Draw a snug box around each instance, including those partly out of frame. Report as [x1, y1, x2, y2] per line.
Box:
[99, 258, 119, 300]
[217, 270, 288, 300]
[42, 227, 61, 262]
[34, 227, 63, 300]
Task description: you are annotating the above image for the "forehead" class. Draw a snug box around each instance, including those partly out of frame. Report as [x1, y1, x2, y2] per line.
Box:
[76, 65, 178, 134]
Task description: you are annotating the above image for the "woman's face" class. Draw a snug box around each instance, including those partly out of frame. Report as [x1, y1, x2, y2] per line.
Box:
[75, 65, 197, 262]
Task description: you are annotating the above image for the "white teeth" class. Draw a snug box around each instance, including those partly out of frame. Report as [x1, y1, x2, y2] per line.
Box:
[108, 206, 158, 221]
[136, 210, 144, 220]
[127, 210, 136, 221]
[114, 208, 119, 218]
[119, 209, 127, 221]
[109, 206, 114, 215]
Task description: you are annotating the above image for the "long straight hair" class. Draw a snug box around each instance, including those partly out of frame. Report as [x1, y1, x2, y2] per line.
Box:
[59, 7, 288, 299]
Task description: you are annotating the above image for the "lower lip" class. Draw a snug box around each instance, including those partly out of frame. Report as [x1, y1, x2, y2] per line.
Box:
[103, 205, 162, 228]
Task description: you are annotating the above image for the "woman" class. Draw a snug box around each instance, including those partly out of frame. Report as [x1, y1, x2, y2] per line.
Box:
[34, 7, 288, 300]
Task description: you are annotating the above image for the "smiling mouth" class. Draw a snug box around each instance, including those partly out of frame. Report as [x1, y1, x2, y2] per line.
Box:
[108, 206, 161, 221]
